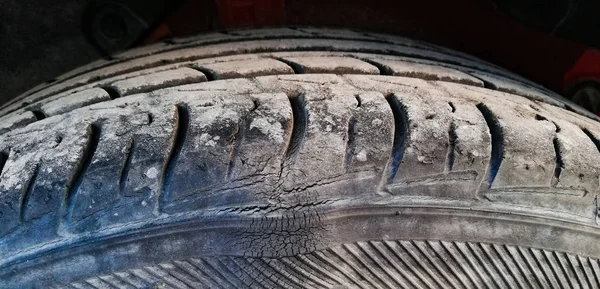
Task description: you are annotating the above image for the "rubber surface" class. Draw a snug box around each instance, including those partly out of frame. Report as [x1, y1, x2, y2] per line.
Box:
[2, 28, 600, 288]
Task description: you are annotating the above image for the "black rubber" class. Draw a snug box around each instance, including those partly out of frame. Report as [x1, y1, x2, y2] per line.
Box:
[2, 28, 600, 288]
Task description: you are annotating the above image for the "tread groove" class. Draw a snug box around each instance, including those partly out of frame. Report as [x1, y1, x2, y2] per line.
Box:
[63, 123, 102, 224]
[190, 66, 217, 81]
[355, 94, 363, 107]
[529, 248, 558, 288]
[101, 86, 122, 100]
[466, 242, 503, 289]
[295, 255, 346, 286]
[454, 242, 492, 289]
[261, 259, 316, 289]
[254, 259, 302, 289]
[514, 246, 547, 288]
[385, 94, 409, 183]
[314, 250, 367, 289]
[182, 259, 229, 287]
[476, 103, 504, 189]
[490, 245, 525, 289]
[207, 258, 248, 288]
[160, 104, 190, 209]
[577, 256, 596, 289]
[386, 241, 435, 289]
[477, 243, 511, 289]
[360, 58, 394, 75]
[198, 258, 239, 288]
[227, 121, 244, 180]
[582, 127, 600, 154]
[111, 273, 141, 288]
[345, 117, 358, 169]
[413, 241, 460, 289]
[555, 252, 580, 289]
[425, 241, 467, 289]
[30, 109, 46, 120]
[588, 257, 600, 286]
[6, 32, 551, 116]
[399, 241, 447, 289]
[163, 263, 209, 288]
[440, 241, 479, 289]
[279, 257, 333, 288]
[543, 250, 567, 289]
[448, 102, 456, 113]
[274, 57, 305, 74]
[118, 138, 134, 196]
[342, 243, 394, 288]
[285, 94, 308, 160]
[19, 163, 40, 223]
[447, 121, 458, 172]
[551, 138, 565, 187]
[357, 242, 410, 289]
[0, 149, 9, 180]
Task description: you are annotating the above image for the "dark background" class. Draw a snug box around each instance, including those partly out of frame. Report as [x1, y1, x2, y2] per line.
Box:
[1, 0, 595, 106]
[0, 0, 101, 104]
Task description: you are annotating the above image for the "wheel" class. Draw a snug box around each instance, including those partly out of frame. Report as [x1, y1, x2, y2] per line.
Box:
[2, 28, 600, 288]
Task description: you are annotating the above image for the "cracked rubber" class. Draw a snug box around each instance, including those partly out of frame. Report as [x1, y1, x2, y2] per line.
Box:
[3, 28, 600, 288]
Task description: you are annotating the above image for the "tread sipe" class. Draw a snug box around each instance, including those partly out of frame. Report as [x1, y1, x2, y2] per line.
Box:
[2, 28, 600, 288]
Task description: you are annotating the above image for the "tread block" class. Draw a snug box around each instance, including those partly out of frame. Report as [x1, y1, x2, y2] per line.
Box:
[278, 90, 361, 193]
[87, 240, 600, 289]
[436, 83, 558, 188]
[228, 93, 292, 180]
[552, 118, 600, 193]
[385, 86, 490, 198]
[194, 58, 293, 80]
[255, 74, 356, 95]
[470, 71, 565, 107]
[294, 27, 380, 41]
[0, 149, 39, 236]
[165, 93, 294, 212]
[279, 56, 379, 75]
[365, 56, 484, 86]
[0, 111, 37, 135]
[161, 95, 255, 212]
[0, 122, 89, 252]
[61, 98, 179, 232]
[482, 101, 556, 188]
[69, 114, 147, 222]
[41, 88, 111, 116]
[156, 78, 263, 96]
[345, 91, 394, 174]
[110, 67, 207, 96]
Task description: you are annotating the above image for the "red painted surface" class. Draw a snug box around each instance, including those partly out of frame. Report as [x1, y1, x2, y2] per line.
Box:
[564, 49, 600, 93]
[216, 0, 285, 27]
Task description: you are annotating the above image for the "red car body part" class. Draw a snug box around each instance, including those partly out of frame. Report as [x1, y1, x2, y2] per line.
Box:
[564, 49, 600, 94]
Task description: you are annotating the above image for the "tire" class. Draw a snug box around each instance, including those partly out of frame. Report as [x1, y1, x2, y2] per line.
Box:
[2, 27, 600, 288]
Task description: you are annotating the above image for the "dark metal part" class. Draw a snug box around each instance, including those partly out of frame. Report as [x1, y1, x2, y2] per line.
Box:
[82, 0, 170, 55]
